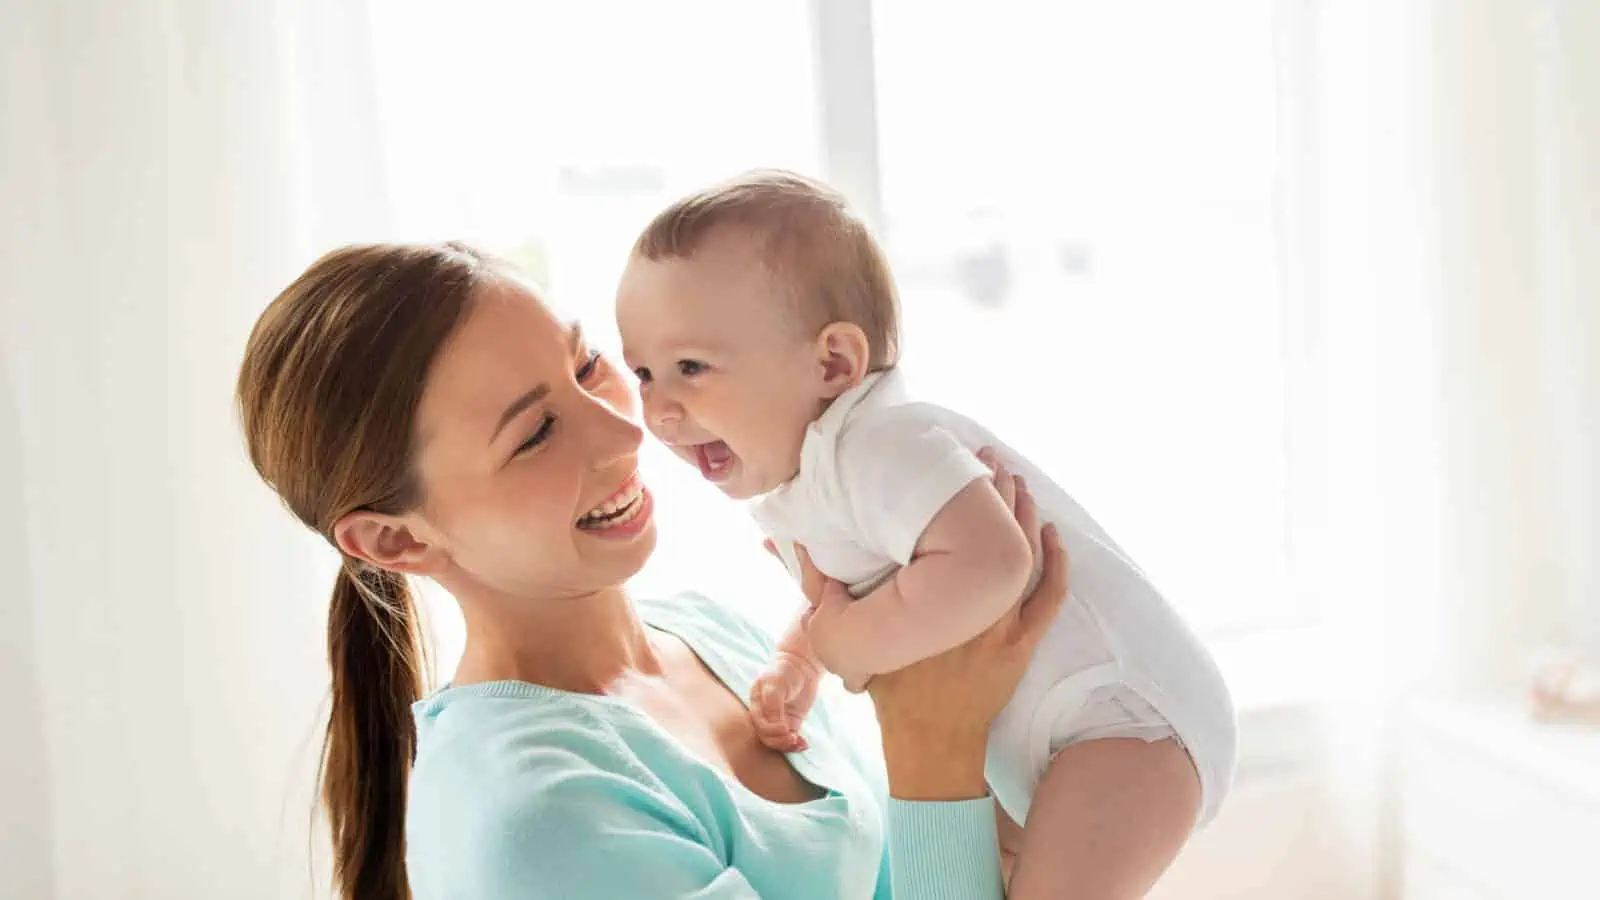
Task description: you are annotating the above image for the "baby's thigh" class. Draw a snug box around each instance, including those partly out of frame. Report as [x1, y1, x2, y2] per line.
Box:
[1010, 737, 1200, 900]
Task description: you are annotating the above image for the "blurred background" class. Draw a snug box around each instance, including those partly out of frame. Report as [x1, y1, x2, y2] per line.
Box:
[3, 1, 1598, 897]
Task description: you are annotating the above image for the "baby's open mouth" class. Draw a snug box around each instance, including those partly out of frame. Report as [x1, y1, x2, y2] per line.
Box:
[692, 441, 736, 482]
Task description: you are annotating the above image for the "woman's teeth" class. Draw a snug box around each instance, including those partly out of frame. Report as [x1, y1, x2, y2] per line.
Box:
[577, 484, 645, 529]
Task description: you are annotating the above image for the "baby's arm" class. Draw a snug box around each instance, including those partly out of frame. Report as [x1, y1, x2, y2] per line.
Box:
[748, 605, 826, 752]
[807, 470, 1034, 685]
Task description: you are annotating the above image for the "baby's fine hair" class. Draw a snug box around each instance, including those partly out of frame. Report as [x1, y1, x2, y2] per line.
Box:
[631, 169, 900, 371]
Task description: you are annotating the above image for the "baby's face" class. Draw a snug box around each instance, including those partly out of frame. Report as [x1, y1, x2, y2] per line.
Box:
[616, 235, 829, 500]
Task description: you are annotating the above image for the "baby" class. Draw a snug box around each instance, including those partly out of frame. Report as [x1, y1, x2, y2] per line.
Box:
[617, 170, 1236, 896]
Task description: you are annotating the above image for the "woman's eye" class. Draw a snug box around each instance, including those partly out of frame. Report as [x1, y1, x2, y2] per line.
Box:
[516, 415, 556, 455]
[677, 360, 706, 377]
[576, 349, 603, 383]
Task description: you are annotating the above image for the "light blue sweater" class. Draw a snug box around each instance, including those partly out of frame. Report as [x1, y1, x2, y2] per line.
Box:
[405, 591, 1003, 899]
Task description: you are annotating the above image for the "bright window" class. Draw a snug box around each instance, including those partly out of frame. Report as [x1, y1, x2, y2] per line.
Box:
[367, 1, 1308, 669]
[870, 0, 1295, 632]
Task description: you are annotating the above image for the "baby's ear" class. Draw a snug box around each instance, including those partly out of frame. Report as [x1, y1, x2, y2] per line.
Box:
[814, 321, 871, 398]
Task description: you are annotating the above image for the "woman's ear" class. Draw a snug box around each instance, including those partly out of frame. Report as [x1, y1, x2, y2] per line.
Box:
[814, 322, 871, 399]
[333, 511, 449, 577]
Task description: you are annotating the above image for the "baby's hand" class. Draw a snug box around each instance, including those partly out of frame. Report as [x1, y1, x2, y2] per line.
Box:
[749, 651, 822, 753]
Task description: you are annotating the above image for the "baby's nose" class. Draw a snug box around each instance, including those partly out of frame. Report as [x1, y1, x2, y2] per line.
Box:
[645, 393, 684, 434]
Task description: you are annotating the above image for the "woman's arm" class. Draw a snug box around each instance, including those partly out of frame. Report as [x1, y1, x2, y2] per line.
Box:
[794, 457, 1070, 900]
[875, 519, 1065, 900]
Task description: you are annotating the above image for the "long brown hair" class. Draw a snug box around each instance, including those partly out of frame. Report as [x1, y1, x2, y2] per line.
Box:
[236, 242, 496, 899]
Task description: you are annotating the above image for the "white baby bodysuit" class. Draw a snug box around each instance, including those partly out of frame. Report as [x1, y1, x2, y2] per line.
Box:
[751, 369, 1237, 826]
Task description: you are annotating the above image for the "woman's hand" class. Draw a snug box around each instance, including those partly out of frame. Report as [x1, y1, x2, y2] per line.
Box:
[778, 449, 1068, 799]
[868, 449, 1067, 800]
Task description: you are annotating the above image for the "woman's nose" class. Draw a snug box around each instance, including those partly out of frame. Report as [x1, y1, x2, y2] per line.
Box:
[579, 390, 644, 468]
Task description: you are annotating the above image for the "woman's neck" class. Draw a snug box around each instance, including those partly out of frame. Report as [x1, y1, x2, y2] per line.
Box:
[451, 583, 662, 694]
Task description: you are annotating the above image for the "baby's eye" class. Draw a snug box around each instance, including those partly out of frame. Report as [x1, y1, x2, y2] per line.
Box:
[633, 366, 653, 384]
[677, 360, 707, 377]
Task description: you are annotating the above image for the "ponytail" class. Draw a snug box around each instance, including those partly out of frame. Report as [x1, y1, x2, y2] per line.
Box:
[321, 562, 430, 900]
[234, 243, 486, 898]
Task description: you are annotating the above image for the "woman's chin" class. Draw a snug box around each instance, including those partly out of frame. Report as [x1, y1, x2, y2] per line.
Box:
[597, 518, 658, 577]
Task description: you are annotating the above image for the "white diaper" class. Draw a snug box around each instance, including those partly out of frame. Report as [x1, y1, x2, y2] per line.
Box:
[1049, 681, 1180, 748]
[982, 525, 1237, 831]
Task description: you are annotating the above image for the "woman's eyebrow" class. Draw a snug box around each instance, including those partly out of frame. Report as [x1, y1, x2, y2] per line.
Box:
[488, 322, 583, 444]
[491, 384, 550, 443]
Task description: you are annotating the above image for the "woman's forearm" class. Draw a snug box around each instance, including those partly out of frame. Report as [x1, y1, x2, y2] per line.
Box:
[879, 724, 988, 801]
[876, 687, 1006, 897]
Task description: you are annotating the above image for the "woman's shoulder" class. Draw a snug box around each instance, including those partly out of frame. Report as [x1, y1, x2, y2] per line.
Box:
[637, 589, 780, 664]
[640, 587, 776, 636]
[407, 686, 705, 895]
[408, 591, 772, 804]
[410, 682, 660, 804]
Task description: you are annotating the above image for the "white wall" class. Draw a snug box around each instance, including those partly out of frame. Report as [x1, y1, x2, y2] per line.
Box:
[0, 319, 55, 900]
[3, 4, 67, 895]
[1535, 0, 1600, 660]
[1430, 0, 1568, 691]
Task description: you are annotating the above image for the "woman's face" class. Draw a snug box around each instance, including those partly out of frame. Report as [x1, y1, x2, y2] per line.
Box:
[410, 280, 656, 601]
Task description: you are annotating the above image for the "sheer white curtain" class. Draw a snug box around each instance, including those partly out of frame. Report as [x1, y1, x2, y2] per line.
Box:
[2, 0, 389, 896]
[1305, 1, 1600, 895]
[1427, 0, 1574, 693]
[1297, 2, 1444, 894]
[1533, 0, 1600, 663]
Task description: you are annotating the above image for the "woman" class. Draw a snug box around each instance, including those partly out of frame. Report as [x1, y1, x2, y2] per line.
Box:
[236, 242, 1067, 900]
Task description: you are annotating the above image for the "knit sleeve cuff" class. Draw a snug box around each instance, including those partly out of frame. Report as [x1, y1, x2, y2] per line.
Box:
[885, 797, 1005, 900]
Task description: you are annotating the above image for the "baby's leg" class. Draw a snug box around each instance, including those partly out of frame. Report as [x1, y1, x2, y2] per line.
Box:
[1008, 738, 1200, 899]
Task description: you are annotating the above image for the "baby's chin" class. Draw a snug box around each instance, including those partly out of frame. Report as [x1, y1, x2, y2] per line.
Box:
[700, 462, 784, 501]
[732, 463, 803, 500]
[716, 482, 763, 501]
[714, 466, 771, 500]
